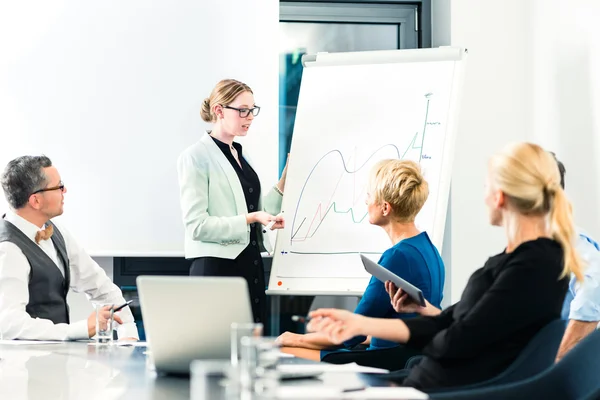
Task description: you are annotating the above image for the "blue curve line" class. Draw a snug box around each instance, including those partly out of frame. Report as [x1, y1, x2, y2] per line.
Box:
[288, 93, 435, 248]
[290, 144, 402, 243]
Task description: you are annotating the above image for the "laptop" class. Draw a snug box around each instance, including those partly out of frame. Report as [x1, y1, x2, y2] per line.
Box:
[137, 276, 253, 374]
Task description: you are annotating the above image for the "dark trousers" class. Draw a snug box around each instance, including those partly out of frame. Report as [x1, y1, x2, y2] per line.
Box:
[321, 344, 423, 372]
[190, 244, 267, 325]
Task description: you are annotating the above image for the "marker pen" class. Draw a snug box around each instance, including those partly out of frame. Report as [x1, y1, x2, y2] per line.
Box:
[291, 315, 311, 323]
[262, 220, 276, 233]
[262, 212, 284, 233]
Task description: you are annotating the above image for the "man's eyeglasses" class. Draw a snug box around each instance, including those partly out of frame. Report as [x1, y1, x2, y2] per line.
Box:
[223, 105, 261, 118]
[32, 181, 66, 195]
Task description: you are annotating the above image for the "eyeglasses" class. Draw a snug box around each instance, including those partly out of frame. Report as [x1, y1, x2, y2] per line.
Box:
[32, 181, 66, 195]
[223, 105, 261, 118]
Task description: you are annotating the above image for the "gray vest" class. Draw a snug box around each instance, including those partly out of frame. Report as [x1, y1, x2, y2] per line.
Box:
[0, 217, 71, 324]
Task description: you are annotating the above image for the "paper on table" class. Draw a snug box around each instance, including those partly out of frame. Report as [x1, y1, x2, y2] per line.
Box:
[344, 387, 429, 399]
[277, 362, 389, 374]
[275, 386, 429, 399]
[0, 340, 63, 345]
[275, 386, 342, 399]
[279, 351, 295, 358]
[87, 341, 148, 347]
[115, 341, 147, 347]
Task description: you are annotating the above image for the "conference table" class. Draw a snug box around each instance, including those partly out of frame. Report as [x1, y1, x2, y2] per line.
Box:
[0, 341, 426, 400]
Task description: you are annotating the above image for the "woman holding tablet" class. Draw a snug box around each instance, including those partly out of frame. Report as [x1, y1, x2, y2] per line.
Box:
[177, 79, 287, 324]
[308, 142, 582, 390]
[276, 159, 445, 368]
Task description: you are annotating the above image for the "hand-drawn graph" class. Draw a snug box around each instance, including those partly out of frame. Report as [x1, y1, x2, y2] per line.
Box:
[269, 50, 460, 287]
[285, 93, 438, 256]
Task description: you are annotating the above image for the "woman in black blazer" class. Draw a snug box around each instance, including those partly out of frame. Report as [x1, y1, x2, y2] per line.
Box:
[306, 142, 584, 391]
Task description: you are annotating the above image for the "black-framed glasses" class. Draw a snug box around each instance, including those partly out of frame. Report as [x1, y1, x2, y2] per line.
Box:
[32, 181, 66, 195]
[223, 105, 261, 118]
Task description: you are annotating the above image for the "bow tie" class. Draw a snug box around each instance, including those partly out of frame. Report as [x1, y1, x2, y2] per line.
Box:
[35, 224, 54, 244]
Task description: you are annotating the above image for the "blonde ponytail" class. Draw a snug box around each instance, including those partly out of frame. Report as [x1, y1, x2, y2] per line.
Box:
[490, 142, 584, 282]
[549, 186, 583, 281]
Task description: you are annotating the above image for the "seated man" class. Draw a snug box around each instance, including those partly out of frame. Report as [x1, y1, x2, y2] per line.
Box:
[276, 159, 445, 367]
[0, 155, 138, 341]
[552, 154, 600, 361]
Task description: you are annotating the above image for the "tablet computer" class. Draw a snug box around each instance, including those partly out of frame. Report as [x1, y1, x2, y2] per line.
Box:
[359, 254, 426, 307]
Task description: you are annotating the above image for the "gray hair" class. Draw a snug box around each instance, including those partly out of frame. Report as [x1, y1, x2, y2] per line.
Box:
[1, 155, 53, 209]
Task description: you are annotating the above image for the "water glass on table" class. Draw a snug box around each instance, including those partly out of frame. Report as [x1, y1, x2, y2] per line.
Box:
[190, 360, 231, 400]
[239, 336, 282, 394]
[93, 302, 115, 344]
[231, 322, 263, 367]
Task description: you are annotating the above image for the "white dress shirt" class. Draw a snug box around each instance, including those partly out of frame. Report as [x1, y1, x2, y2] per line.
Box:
[0, 211, 139, 340]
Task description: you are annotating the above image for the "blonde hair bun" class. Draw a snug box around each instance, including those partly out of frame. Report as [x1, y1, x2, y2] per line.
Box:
[200, 98, 212, 122]
[200, 79, 253, 123]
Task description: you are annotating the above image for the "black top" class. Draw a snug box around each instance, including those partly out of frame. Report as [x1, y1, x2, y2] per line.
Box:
[210, 136, 262, 241]
[403, 238, 569, 390]
[0, 219, 71, 324]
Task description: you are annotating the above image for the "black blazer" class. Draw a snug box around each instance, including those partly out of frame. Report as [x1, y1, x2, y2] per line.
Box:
[403, 238, 568, 390]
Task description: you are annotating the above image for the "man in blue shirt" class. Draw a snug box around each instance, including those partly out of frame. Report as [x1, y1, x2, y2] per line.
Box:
[552, 154, 600, 361]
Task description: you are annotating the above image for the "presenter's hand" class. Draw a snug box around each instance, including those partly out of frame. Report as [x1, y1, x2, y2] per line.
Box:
[276, 153, 290, 194]
[275, 331, 303, 347]
[306, 309, 365, 345]
[248, 211, 285, 230]
[280, 153, 290, 183]
[87, 307, 124, 338]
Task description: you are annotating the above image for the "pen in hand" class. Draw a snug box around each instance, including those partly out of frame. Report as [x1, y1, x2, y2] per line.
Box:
[112, 300, 133, 313]
[291, 315, 312, 323]
[262, 220, 276, 233]
[262, 212, 284, 233]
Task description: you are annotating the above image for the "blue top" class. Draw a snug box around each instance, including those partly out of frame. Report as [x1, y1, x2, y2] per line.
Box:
[344, 231, 445, 350]
[561, 232, 600, 322]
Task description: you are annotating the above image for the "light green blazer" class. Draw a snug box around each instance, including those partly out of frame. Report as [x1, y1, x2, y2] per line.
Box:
[177, 132, 283, 259]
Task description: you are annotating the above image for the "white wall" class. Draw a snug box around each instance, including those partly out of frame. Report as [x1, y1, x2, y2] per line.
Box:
[443, 0, 600, 303]
[530, 0, 600, 238]
[0, 0, 279, 257]
[431, 0, 451, 47]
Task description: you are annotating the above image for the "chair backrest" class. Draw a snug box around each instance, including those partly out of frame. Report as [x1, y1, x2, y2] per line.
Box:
[430, 319, 566, 393]
[483, 319, 566, 385]
[551, 327, 600, 399]
[431, 329, 600, 400]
